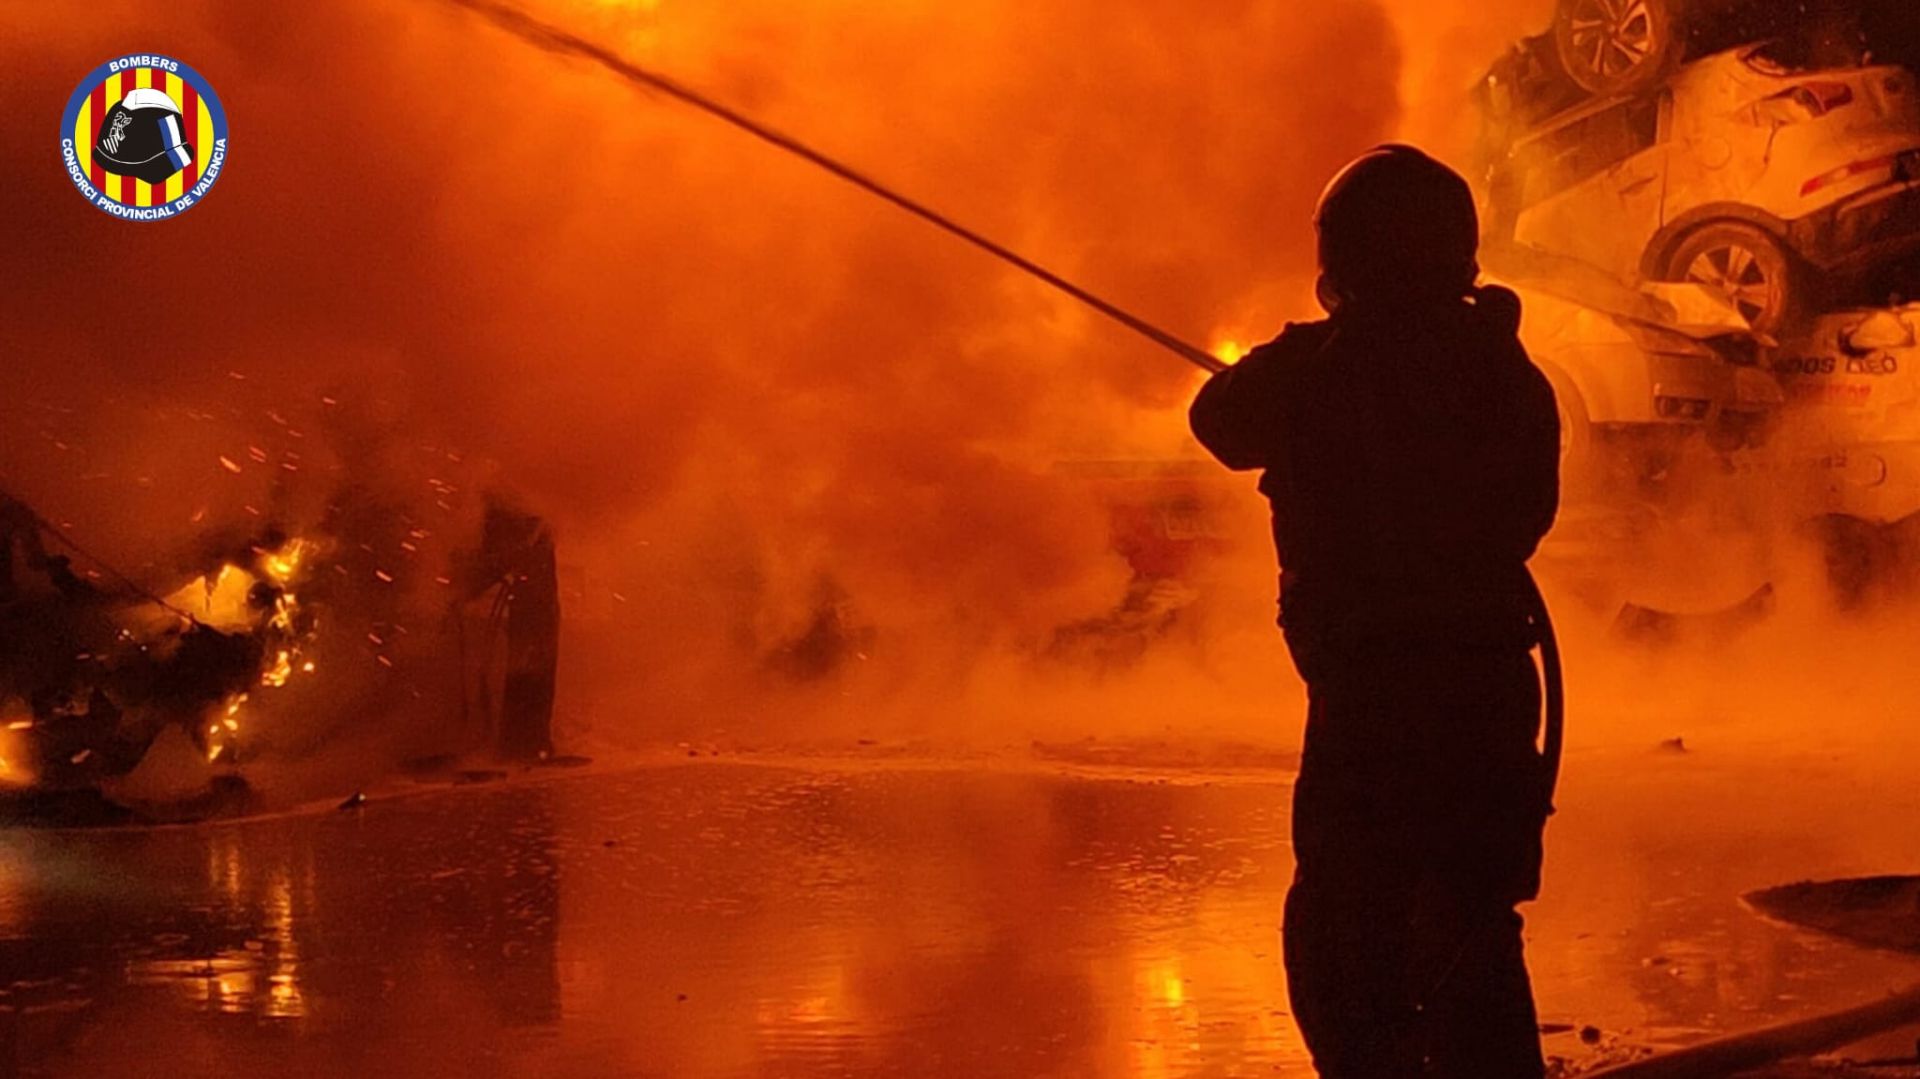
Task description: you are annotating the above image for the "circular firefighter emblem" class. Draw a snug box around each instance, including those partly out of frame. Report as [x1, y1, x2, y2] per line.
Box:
[59, 54, 228, 220]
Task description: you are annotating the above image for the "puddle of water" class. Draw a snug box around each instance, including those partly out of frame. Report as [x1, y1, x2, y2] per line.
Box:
[0, 751, 1914, 1077]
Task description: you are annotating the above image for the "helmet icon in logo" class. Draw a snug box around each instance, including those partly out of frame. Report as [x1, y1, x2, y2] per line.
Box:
[60, 53, 229, 220]
[94, 86, 195, 186]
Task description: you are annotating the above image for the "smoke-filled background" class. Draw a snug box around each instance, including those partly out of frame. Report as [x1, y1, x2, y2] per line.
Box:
[29, 0, 1899, 771]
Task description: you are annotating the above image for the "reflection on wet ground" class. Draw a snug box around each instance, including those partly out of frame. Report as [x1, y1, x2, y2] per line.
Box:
[2, 747, 1918, 1077]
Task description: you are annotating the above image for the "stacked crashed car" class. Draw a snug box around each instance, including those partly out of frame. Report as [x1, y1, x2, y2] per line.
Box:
[1498, 274, 1785, 604]
[1764, 303, 1920, 601]
[1481, 0, 1920, 334]
[1466, 0, 1920, 608]
[1511, 278, 1782, 490]
[1501, 0, 1918, 101]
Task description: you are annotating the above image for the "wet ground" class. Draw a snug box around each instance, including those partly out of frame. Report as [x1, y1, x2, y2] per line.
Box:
[2, 741, 1919, 1078]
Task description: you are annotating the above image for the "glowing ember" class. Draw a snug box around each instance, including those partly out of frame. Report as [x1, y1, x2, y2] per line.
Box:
[262, 650, 294, 689]
[208, 693, 250, 761]
[262, 538, 320, 585]
[0, 708, 31, 787]
[1210, 340, 1249, 365]
[268, 594, 300, 635]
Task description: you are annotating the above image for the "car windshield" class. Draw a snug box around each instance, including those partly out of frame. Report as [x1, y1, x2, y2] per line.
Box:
[1743, 33, 1870, 76]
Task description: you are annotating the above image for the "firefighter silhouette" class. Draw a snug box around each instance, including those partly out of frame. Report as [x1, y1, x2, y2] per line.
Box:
[93, 87, 194, 186]
[1191, 146, 1561, 1078]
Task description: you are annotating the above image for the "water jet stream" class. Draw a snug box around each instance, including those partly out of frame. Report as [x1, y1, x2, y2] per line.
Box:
[438, 0, 1228, 374]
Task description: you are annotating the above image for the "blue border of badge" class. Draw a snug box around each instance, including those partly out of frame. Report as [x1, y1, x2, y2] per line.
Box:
[59, 53, 230, 221]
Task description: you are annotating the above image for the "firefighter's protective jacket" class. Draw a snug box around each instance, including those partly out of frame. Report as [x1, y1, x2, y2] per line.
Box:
[1189, 289, 1559, 670]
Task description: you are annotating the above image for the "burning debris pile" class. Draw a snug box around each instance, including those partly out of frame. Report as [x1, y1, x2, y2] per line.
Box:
[0, 493, 319, 796]
[0, 477, 560, 823]
[154, 533, 324, 765]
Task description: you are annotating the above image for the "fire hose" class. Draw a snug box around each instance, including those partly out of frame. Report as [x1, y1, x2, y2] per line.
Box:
[1530, 571, 1565, 808]
[440, 0, 1227, 375]
[440, 0, 1566, 800]
[0, 484, 196, 623]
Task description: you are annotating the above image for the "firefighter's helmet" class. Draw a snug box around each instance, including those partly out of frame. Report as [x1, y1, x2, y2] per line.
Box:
[1314, 145, 1479, 311]
[94, 87, 196, 186]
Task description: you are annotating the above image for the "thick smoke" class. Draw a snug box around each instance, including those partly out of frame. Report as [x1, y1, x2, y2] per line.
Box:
[1, 0, 1558, 758]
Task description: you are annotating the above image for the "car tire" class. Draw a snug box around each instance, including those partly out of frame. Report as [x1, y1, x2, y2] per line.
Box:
[1537, 361, 1595, 489]
[1553, 0, 1680, 96]
[1658, 221, 1804, 335]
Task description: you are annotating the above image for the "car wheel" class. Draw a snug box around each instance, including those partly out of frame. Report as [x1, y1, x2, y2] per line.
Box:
[1554, 0, 1679, 95]
[1537, 361, 1594, 488]
[1659, 222, 1803, 335]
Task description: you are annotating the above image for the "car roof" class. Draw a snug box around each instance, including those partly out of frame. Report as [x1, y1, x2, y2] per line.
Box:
[1513, 43, 1897, 146]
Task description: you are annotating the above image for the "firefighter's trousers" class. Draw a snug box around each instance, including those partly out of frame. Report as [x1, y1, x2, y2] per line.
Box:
[1283, 648, 1550, 1079]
